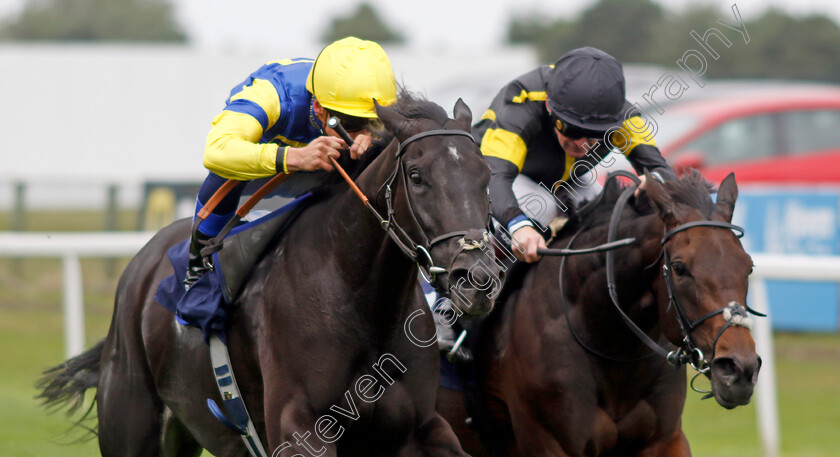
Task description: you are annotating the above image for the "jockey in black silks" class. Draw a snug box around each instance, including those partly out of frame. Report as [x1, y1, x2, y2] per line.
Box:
[436, 47, 676, 362]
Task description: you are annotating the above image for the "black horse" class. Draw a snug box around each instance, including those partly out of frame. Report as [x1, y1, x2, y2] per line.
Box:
[438, 172, 761, 456]
[40, 94, 504, 456]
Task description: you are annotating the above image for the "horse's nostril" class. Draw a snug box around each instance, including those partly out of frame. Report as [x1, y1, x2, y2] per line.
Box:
[448, 257, 504, 299]
[744, 356, 762, 383]
[711, 357, 738, 381]
[496, 269, 506, 284]
[450, 269, 473, 290]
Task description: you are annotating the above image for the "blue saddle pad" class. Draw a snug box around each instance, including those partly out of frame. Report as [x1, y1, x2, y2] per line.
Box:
[155, 193, 312, 343]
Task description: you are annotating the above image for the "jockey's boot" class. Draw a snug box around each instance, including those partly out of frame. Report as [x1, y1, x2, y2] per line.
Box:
[433, 304, 473, 363]
[183, 231, 214, 290]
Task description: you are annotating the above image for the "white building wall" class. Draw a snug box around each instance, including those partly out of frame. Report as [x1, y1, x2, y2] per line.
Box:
[0, 44, 536, 208]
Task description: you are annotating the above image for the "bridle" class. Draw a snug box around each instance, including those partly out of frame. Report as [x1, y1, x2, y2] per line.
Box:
[558, 172, 764, 379]
[374, 128, 492, 290]
[656, 220, 764, 367]
[327, 117, 491, 293]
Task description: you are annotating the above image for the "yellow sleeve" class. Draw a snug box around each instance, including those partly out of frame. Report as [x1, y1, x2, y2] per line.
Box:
[203, 78, 285, 180]
[480, 128, 528, 171]
[609, 115, 658, 157]
[203, 111, 281, 180]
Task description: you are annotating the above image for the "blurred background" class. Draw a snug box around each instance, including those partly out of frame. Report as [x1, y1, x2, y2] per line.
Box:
[0, 0, 838, 456]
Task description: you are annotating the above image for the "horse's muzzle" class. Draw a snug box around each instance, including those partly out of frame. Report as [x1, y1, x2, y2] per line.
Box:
[446, 244, 504, 318]
[710, 354, 762, 409]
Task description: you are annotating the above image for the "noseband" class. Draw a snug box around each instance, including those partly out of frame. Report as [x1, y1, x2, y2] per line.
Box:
[374, 129, 492, 291]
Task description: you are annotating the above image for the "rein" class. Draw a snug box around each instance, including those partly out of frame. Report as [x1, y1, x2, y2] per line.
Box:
[557, 227, 656, 363]
[537, 237, 635, 257]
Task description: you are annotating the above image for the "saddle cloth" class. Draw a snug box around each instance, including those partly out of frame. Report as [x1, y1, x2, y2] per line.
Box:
[155, 193, 313, 342]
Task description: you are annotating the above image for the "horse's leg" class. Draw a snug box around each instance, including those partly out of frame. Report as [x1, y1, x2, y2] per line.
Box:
[267, 400, 338, 457]
[504, 383, 576, 457]
[436, 387, 489, 457]
[145, 307, 253, 456]
[395, 414, 470, 457]
[637, 428, 691, 457]
[97, 334, 165, 457]
[509, 412, 570, 457]
[161, 408, 204, 457]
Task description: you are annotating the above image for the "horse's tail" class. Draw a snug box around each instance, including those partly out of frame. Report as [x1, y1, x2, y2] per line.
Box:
[36, 339, 104, 437]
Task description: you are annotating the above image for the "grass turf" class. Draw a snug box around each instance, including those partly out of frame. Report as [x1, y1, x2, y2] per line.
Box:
[3, 295, 838, 456]
[682, 332, 840, 456]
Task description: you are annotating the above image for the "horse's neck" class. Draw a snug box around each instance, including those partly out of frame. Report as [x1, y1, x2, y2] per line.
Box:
[619, 214, 666, 301]
[574, 213, 664, 326]
[319, 146, 418, 312]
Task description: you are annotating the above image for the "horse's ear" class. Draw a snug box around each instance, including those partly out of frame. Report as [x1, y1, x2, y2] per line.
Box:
[644, 170, 677, 226]
[453, 98, 472, 130]
[375, 99, 411, 140]
[716, 172, 738, 222]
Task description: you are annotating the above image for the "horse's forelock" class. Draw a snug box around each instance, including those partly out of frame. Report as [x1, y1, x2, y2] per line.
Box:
[659, 170, 716, 218]
[387, 89, 449, 127]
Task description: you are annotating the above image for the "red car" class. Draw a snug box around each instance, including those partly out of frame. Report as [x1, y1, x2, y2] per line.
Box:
[653, 83, 840, 185]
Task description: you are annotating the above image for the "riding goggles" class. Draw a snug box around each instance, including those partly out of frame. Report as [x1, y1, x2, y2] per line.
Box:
[551, 111, 606, 142]
[327, 109, 378, 133]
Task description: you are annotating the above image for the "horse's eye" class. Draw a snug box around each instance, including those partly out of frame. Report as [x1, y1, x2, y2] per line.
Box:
[672, 262, 689, 276]
[409, 171, 422, 184]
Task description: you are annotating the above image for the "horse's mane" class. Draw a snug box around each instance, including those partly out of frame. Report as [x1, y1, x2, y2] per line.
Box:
[314, 89, 448, 194]
[659, 170, 717, 217]
[568, 170, 716, 232]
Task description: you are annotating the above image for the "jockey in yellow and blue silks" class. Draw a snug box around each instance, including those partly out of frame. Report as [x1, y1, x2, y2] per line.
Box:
[185, 37, 398, 289]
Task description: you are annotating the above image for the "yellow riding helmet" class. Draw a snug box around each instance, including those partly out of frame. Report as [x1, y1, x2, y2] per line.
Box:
[306, 37, 397, 119]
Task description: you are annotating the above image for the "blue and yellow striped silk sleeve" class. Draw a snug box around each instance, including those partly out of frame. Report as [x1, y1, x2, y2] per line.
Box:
[203, 79, 284, 180]
[609, 115, 658, 156]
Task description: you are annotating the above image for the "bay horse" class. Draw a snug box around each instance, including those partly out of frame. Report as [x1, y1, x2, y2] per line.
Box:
[437, 171, 761, 456]
[39, 94, 504, 456]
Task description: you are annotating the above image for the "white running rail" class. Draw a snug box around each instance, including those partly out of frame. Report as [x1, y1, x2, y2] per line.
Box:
[750, 254, 840, 457]
[0, 231, 154, 358]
